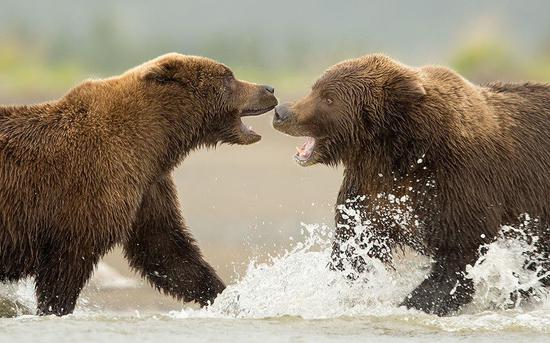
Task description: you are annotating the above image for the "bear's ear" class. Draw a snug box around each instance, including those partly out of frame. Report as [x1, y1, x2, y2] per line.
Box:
[385, 73, 426, 110]
[143, 59, 182, 84]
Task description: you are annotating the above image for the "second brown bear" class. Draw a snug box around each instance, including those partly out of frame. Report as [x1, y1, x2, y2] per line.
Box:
[274, 54, 550, 316]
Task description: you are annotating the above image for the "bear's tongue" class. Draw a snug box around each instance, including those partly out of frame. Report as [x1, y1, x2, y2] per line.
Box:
[295, 137, 315, 161]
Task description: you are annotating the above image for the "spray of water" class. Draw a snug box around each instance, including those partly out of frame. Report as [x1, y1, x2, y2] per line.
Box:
[170, 197, 550, 332]
[3, 196, 550, 332]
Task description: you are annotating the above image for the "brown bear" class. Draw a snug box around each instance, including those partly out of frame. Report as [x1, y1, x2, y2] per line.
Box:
[273, 54, 550, 316]
[0, 53, 277, 316]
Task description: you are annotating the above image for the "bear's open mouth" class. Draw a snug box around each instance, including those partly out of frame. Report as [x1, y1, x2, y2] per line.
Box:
[240, 105, 276, 117]
[295, 137, 316, 165]
[235, 105, 276, 144]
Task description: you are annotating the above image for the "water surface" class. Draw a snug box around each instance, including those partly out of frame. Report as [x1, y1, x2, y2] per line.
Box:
[2, 224, 549, 342]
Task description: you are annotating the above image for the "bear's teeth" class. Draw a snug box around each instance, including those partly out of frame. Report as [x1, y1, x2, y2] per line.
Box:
[295, 137, 316, 160]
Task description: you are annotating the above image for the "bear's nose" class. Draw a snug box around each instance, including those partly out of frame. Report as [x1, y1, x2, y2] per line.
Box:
[263, 85, 275, 94]
[274, 104, 290, 122]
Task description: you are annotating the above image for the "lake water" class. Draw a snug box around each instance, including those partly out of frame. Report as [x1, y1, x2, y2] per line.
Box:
[2, 224, 549, 342]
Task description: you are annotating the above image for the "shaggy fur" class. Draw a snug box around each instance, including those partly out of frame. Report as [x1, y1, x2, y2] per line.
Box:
[0, 53, 277, 315]
[273, 54, 550, 316]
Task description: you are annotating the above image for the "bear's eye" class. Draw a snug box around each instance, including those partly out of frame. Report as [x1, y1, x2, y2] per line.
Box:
[155, 76, 177, 84]
[324, 97, 333, 105]
[223, 75, 236, 92]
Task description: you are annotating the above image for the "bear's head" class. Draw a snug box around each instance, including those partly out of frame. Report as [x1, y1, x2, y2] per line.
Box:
[273, 54, 426, 168]
[129, 53, 277, 147]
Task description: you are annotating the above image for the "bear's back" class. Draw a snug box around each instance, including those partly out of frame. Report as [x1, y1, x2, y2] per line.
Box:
[483, 82, 550, 140]
[466, 81, 550, 222]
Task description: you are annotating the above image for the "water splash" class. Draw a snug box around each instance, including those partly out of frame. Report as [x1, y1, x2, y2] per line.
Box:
[3, 203, 549, 333]
[170, 218, 550, 332]
[467, 223, 550, 311]
[204, 223, 429, 319]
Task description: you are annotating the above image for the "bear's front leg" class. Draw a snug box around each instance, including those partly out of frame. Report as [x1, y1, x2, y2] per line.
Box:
[330, 226, 378, 275]
[330, 201, 394, 277]
[35, 245, 98, 316]
[124, 175, 225, 306]
[402, 254, 475, 316]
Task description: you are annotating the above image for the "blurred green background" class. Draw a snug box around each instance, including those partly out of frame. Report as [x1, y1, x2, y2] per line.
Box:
[1, 0, 549, 311]
[1, 0, 549, 99]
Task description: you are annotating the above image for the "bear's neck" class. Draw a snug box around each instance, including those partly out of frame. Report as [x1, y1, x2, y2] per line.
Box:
[340, 146, 434, 202]
[56, 82, 174, 179]
[155, 115, 220, 172]
[67, 81, 214, 175]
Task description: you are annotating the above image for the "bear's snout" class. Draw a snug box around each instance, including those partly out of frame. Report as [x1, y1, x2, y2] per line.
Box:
[263, 84, 275, 94]
[273, 103, 303, 136]
[273, 104, 292, 123]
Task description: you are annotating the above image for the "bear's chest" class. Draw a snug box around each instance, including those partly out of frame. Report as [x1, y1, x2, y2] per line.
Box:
[336, 173, 438, 253]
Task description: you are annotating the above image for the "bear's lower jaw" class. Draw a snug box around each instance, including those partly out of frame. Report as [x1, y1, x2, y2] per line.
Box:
[235, 120, 262, 145]
[218, 120, 261, 146]
[227, 104, 275, 145]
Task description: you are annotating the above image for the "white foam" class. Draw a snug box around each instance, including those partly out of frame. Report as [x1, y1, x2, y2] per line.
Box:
[170, 221, 550, 333]
[3, 202, 549, 332]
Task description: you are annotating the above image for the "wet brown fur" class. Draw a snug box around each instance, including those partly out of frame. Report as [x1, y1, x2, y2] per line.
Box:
[274, 54, 550, 316]
[0, 53, 277, 315]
